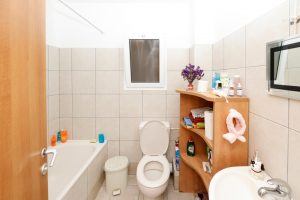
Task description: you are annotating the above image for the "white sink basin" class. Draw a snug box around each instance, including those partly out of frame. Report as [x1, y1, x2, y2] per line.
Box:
[209, 166, 282, 200]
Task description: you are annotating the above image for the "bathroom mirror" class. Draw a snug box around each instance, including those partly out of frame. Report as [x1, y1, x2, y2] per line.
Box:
[124, 35, 166, 90]
[267, 36, 300, 100]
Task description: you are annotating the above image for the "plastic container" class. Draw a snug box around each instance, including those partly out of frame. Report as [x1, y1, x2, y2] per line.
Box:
[104, 156, 129, 196]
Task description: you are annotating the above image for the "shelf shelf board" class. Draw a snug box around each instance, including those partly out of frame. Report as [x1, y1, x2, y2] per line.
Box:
[180, 122, 213, 150]
[181, 152, 212, 191]
[176, 89, 249, 102]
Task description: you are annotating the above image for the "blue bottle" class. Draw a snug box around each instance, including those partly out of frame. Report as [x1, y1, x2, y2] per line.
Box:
[98, 133, 105, 143]
[175, 140, 180, 171]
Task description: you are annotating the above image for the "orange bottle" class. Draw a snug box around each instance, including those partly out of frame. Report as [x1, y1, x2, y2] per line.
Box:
[61, 130, 68, 143]
[51, 134, 57, 146]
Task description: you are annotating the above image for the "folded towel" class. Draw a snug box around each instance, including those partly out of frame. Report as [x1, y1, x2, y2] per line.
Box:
[189, 113, 204, 124]
[191, 107, 212, 118]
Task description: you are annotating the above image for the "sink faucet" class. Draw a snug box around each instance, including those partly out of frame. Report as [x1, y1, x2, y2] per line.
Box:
[258, 178, 292, 199]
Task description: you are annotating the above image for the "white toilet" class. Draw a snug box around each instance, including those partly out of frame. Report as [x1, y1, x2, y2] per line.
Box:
[137, 120, 171, 200]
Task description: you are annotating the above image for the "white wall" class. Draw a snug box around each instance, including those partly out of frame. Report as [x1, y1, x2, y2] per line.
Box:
[47, 0, 288, 47]
[46, 0, 193, 48]
[192, 0, 287, 44]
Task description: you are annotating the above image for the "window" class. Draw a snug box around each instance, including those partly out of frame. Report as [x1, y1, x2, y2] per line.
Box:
[124, 35, 166, 90]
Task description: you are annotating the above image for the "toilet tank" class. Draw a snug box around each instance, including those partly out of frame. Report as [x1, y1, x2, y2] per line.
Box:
[139, 121, 170, 156]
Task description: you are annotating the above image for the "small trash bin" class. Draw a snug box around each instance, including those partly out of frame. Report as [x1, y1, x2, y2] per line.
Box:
[104, 156, 129, 196]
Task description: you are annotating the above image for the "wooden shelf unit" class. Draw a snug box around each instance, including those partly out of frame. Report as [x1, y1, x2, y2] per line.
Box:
[176, 89, 249, 193]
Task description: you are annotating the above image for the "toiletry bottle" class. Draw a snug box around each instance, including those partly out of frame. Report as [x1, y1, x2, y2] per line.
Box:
[187, 138, 195, 156]
[57, 131, 61, 142]
[228, 80, 235, 96]
[175, 140, 180, 171]
[236, 83, 243, 96]
[212, 73, 216, 89]
[61, 129, 68, 143]
[51, 134, 57, 146]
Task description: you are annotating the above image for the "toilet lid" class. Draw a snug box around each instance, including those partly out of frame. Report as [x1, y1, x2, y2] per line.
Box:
[140, 121, 169, 155]
[137, 155, 170, 188]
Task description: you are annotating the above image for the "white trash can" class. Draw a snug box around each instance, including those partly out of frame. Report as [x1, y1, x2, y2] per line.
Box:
[104, 156, 129, 196]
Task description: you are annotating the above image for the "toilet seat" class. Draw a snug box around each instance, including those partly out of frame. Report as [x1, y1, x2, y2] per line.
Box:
[137, 155, 170, 188]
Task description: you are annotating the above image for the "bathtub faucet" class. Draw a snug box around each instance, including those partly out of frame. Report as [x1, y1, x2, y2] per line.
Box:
[258, 178, 292, 199]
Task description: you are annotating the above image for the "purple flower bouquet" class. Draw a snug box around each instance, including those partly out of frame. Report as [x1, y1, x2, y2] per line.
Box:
[181, 64, 204, 90]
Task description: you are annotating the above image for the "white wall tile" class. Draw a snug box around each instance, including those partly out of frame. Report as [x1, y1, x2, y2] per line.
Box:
[48, 46, 59, 70]
[167, 95, 180, 117]
[289, 100, 300, 133]
[223, 26, 245, 69]
[167, 140, 175, 162]
[246, 66, 288, 126]
[108, 141, 120, 158]
[96, 118, 119, 141]
[60, 48, 71, 70]
[60, 118, 73, 139]
[72, 48, 95, 70]
[73, 95, 95, 117]
[48, 95, 59, 121]
[119, 71, 142, 94]
[245, 1, 289, 67]
[170, 129, 179, 141]
[96, 71, 119, 94]
[142, 94, 166, 118]
[249, 113, 288, 179]
[60, 95, 72, 118]
[60, 71, 72, 94]
[192, 44, 212, 71]
[96, 48, 120, 70]
[120, 141, 142, 162]
[48, 71, 59, 95]
[212, 39, 223, 70]
[120, 118, 142, 140]
[167, 48, 190, 70]
[73, 118, 96, 140]
[96, 95, 119, 117]
[167, 71, 185, 94]
[48, 118, 59, 137]
[120, 95, 142, 117]
[288, 129, 300, 200]
[72, 71, 95, 94]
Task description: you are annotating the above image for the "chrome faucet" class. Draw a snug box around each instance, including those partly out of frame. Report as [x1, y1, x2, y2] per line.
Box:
[258, 178, 292, 199]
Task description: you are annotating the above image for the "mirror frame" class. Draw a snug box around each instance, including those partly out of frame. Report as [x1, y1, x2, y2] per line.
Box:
[267, 36, 300, 100]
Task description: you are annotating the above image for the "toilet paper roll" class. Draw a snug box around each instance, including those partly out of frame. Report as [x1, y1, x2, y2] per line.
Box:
[204, 111, 214, 141]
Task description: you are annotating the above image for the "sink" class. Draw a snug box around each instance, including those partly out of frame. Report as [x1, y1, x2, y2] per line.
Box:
[209, 166, 286, 200]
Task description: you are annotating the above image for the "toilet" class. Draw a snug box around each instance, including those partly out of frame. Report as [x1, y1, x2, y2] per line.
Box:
[137, 120, 171, 200]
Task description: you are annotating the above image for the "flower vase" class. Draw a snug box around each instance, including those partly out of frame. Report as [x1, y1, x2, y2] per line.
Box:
[187, 82, 194, 91]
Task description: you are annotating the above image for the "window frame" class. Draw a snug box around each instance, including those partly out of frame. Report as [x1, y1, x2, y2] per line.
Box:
[123, 34, 166, 90]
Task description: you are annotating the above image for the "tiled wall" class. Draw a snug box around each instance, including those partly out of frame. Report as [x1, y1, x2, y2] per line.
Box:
[210, 1, 300, 198]
[47, 46, 203, 173]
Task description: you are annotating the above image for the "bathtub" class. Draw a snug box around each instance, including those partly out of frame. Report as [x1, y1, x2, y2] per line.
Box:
[48, 140, 108, 200]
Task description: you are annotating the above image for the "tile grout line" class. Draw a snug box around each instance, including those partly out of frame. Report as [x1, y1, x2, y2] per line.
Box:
[249, 111, 289, 128]
[71, 48, 74, 139]
[94, 48, 97, 140]
[58, 48, 61, 133]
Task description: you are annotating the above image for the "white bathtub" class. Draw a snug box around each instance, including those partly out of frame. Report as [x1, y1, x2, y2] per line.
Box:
[48, 140, 108, 200]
